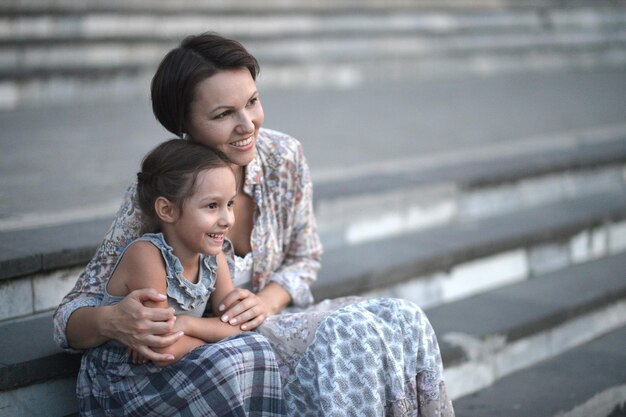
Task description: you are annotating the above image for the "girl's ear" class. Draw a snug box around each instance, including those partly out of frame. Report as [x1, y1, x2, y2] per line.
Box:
[154, 197, 179, 223]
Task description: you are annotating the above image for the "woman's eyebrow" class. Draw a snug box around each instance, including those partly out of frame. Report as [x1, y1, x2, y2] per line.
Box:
[210, 91, 258, 114]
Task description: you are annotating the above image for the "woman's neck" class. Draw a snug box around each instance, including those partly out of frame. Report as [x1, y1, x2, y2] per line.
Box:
[232, 164, 246, 192]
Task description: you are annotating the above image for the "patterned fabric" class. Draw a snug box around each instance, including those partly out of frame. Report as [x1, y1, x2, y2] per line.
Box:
[53, 128, 321, 351]
[77, 233, 285, 416]
[54, 128, 454, 416]
[77, 333, 285, 416]
[258, 297, 455, 417]
[100, 232, 217, 317]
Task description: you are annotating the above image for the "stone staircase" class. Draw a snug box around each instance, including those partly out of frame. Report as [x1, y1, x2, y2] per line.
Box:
[2, 0, 626, 109]
[2, 121, 626, 416]
[2, 1, 626, 416]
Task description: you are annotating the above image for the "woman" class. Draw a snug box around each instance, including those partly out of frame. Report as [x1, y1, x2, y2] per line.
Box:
[54, 32, 454, 416]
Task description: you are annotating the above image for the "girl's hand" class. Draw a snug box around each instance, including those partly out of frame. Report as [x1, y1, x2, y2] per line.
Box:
[217, 289, 270, 331]
[104, 288, 184, 363]
[127, 347, 149, 365]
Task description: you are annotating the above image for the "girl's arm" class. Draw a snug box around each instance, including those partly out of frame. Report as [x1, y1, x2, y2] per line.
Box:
[175, 253, 243, 341]
[118, 241, 207, 366]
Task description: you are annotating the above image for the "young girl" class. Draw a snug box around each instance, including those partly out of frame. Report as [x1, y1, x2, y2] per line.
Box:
[76, 139, 284, 416]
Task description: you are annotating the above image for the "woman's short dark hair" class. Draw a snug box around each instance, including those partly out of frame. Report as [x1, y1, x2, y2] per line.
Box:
[151, 32, 259, 137]
[136, 138, 233, 233]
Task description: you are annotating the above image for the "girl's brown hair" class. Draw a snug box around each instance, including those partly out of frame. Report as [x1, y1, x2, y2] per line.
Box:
[136, 139, 232, 233]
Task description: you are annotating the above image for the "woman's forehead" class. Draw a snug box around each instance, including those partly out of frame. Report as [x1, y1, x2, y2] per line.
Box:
[193, 69, 257, 108]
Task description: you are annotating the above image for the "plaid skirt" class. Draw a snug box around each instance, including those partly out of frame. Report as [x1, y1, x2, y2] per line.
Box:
[77, 332, 285, 417]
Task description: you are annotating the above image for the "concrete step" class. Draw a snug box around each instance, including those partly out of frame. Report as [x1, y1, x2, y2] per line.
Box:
[430, 252, 626, 399]
[2, 5, 626, 108]
[1, 129, 625, 323]
[314, 123, 626, 249]
[452, 323, 626, 417]
[315, 189, 626, 304]
[5, 0, 626, 13]
[2, 248, 624, 415]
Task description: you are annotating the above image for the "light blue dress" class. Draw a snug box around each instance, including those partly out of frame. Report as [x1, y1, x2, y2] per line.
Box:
[76, 233, 285, 416]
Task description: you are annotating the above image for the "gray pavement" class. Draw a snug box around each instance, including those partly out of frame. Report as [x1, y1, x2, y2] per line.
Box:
[1, 68, 626, 229]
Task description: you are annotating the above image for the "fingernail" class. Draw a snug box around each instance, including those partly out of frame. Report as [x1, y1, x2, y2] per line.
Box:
[218, 304, 225, 311]
[156, 293, 166, 300]
[229, 319, 237, 325]
[241, 325, 247, 330]
[221, 315, 228, 322]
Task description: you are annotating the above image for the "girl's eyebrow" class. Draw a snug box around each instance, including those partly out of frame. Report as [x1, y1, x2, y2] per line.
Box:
[198, 191, 238, 204]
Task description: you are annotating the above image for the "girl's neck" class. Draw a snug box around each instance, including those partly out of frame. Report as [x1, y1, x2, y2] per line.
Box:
[161, 229, 201, 284]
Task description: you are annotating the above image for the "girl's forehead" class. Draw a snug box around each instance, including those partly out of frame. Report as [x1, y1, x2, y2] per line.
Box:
[193, 167, 237, 193]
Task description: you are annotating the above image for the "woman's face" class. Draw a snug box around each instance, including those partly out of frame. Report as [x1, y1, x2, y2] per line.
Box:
[185, 68, 264, 167]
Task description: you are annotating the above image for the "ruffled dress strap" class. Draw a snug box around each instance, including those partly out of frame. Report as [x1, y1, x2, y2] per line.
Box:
[136, 233, 217, 317]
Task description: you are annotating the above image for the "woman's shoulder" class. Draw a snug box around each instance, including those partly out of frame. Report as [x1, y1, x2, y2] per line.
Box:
[256, 128, 307, 170]
[258, 128, 304, 156]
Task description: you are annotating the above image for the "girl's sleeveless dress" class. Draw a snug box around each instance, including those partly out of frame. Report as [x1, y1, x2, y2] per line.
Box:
[76, 233, 284, 417]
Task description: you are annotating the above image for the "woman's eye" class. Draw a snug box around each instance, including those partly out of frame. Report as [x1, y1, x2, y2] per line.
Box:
[215, 111, 231, 120]
[207, 203, 217, 209]
[227, 200, 235, 208]
[247, 97, 258, 107]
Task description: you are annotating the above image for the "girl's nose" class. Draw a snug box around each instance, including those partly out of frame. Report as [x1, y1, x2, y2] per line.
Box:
[219, 207, 235, 228]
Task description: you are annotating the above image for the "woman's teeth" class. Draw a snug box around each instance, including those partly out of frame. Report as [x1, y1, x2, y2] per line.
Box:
[232, 136, 253, 147]
[208, 233, 223, 240]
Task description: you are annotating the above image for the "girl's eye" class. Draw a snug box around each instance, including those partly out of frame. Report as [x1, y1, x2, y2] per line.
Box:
[227, 200, 235, 208]
[207, 203, 217, 209]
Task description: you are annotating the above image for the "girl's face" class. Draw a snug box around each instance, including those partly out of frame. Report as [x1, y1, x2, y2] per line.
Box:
[170, 166, 237, 258]
[185, 68, 264, 168]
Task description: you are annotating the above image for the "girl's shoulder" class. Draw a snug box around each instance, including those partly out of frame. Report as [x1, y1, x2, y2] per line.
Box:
[117, 237, 166, 277]
[107, 237, 166, 295]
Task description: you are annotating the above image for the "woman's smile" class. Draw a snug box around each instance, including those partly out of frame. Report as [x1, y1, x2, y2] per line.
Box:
[186, 68, 264, 167]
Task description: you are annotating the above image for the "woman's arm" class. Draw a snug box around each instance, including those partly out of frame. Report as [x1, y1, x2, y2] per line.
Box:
[66, 289, 178, 352]
[54, 183, 181, 360]
[265, 140, 322, 307]
[219, 136, 322, 328]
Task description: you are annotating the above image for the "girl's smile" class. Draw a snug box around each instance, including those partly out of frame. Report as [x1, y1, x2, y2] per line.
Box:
[164, 166, 237, 260]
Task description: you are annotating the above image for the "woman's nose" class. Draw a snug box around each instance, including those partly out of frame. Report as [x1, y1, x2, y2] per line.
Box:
[235, 110, 254, 134]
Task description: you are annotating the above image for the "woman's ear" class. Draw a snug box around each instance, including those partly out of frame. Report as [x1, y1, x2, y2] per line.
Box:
[154, 197, 179, 223]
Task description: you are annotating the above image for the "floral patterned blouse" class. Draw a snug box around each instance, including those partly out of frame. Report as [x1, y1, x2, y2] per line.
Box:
[53, 128, 323, 351]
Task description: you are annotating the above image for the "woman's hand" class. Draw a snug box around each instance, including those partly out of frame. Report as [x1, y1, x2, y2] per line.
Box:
[102, 288, 184, 363]
[218, 289, 271, 331]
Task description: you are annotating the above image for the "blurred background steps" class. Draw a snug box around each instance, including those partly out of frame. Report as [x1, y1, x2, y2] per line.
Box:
[2, 128, 626, 415]
[2, 0, 626, 109]
[1, 1, 626, 416]
[452, 323, 626, 417]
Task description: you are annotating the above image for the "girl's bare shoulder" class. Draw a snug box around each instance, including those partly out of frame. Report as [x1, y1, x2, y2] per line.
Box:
[116, 240, 167, 288]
